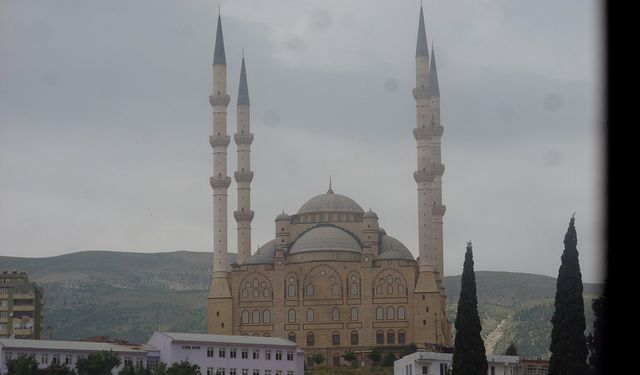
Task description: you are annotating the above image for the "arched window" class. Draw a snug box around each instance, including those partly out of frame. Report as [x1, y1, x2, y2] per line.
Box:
[252, 309, 260, 323]
[387, 306, 394, 320]
[242, 289, 248, 298]
[350, 282, 358, 296]
[350, 307, 358, 321]
[398, 330, 406, 344]
[332, 283, 340, 296]
[306, 308, 314, 322]
[332, 331, 340, 346]
[288, 332, 296, 342]
[253, 288, 259, 298]
[263, 288, 270, 298]
[307, 332, 315, 346]
[331, 307, 340, 321]
[398, 284, 405, 295]
[306, 284, 314, 296]
[376, 330, 384, 345]
[288, 283, 296, 297]
[263, 309, 271, 323]
[253, 279, 259, 288]
[376, 285, 383, 295]
[398, 306, 406, 320]
[387, 330, 395, 344]
[387, 275, 393, 284]
[387, 285, 393, 294]
[241, 310, 249, 324]
[376, 307, 384, 320]
[288, 309, 296, 323]
[351, 331, 359, 345]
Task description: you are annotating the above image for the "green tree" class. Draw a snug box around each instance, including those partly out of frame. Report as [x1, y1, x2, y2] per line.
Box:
[40, 362, 76, 375]
[311, 353, 325, 366]
[342, 351, 357, 367]
[367, 348, 382, 366]
[381, 352, 397, 367]
[151, 363, 168, 375]
[549, 216, 588, 375]
[451, 241, 488, 375]
[399, 343, 418, 358]
[166, 361, 200, 375]
[504, 343, 518, 356]
[119, 364, 152, 375]
[76, 351, 121, 375]
[6, 355, 39, 375]
[588, 285, 606, 375]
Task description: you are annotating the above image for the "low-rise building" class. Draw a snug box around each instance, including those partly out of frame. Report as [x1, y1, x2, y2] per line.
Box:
[0, 271, 44, 339]
[518, 358, 549, 375]
[148, 332, 304, 375]
[394, 351, 519, 375]
[0, 338, 160, 374]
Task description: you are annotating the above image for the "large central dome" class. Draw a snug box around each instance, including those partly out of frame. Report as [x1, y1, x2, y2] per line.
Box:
[297, 189, 364, 215]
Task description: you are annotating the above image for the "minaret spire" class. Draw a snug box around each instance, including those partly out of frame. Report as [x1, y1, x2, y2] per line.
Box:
[416, 6, 429, 58]
[208, 11, 232, 334]
[428, 46, 440, 97]
[234, 56, 254, 265]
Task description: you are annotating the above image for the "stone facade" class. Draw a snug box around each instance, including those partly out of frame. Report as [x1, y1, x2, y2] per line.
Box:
[207, 6, 452, 366]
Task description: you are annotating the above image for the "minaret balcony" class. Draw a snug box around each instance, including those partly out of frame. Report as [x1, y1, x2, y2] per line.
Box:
[209, 94, 231, 107]
[210, 176, 232, 189]
[413, 127, 432, 140]
[413, 170, 435, 183]
[432, 205, 446, 216]
[234, 210, 255, 222]
[234, 133, 254, 145]
[234, 171, 254, 183]
[210, 135, 231, 148]
[432, 125, 444, 137]
[412, 88, 428, 99]
[433, 163, 445, 176]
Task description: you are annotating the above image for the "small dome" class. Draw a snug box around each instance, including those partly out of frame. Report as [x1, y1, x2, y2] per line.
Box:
[297, 190, 364, 215]
[363, 209, 378, 219]
[244, 240, 276, 265]
[276, 212, 290, 221]
[378, 228, 387, 236]
[377, 235, 414, 261]
[289, 226, 362, 254]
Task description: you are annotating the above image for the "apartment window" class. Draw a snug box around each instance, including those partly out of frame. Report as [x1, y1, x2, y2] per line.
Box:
[275, 350, 283, 360]
[136, 358, 143, 367]
[219, 348, 226, 358]
[265, 350, 271, 360]
[287, 371, 294, 375]
[124, 357, 133, 367]
[287, 351, 294, 361]
[241, 349, 248, 359]
[147, 358, 159, 370]
[242, 370, 248, 375]
[52, 355, 60, 365]
[65, 355, 73, 365]
[439, 363, 448, 375]
[207, 368, 215, 375]
[376, 330, 384, 345]
[307, 332, 315, 346]
[276, 371, 282, 375]
[423, 366, 429, 374]
[229, 370, 236, 375]
[252, 349, 259, 359]
[207, 347, 215, 357]
[41, 354, 49, 365]
[332, 331, 340, 345]
[230, 348, 237, 358]
[5, 352, 13, 361]
[265, 371, 271, 375]
[253, 370, 260, 375]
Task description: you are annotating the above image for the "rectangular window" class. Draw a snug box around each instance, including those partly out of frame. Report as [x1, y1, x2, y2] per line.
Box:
[253, 370, 259, 375]
[275, 350, 282, 360]
[41, 354, 49, 365]
[207, 368, 215, 375]
[217, 369, 226, 375]
[423, 365, 429, 374]
[287, 372, 294, 375]
[265, 371, 271, 375]
[241, 349, 248, 359]
[136, 358, 143, 367]
[276, 371, 282, 375]
[219, 348, 226, 358]
[252, 349, 259, 359]
[124, 358, 133, 367]
[5, 352, 12, 361]
[207, 347, 215, 357]
[229, 370, 236, 375]
[440, 363, 448, 375]
[265, 350, 271, 360]
[52, 355, 60, 365]
[148, 358, 159, 371]
[230, 348, 237, 358]
[287, 351, 293, 361]
[333, 355, 340, 367]
[242, 370, 249, 375]
[64, 355, 73, 365]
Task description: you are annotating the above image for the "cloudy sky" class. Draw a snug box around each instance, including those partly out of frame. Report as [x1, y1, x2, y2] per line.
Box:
[0, 0, 604, 282]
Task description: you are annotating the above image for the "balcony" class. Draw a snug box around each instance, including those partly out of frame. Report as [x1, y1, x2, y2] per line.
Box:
[432, 125, 444, 137]
[234, 171, 254, 183]
[432, 164, 445, 176]
[209, 94, 230, 107]
[413, 127, 432, 140]
[413, 170, 434, 183]
[12, 305, 34, 312]
[234, 210, 255, 222]
[432, 205, 446, 216]
[412, 88, 428, 99]
[209, 135, 230, 148]
[234, 133, 254, 145]
[209, 176, 231, 189]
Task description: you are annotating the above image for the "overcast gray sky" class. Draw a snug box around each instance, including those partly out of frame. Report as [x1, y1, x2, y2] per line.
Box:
[0, 0, 604, 283]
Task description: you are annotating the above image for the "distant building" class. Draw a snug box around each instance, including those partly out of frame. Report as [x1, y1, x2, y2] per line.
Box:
[394, 351, 519, 375]
[0, 338, 160, 374]
[518, 358, 549, 375]
[148, 332, 304, 375]
[0, 271, 43, 339]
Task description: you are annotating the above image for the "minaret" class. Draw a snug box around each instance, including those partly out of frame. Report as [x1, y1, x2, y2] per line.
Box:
[428, 46, 445, 281]
[207, 13, 233, 335]
[234, 56, 255, 265]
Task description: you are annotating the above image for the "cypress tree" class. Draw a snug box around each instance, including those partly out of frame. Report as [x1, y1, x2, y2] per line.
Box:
[452, 241, 488, 375]
[548, 216, 588, 375]
[587, 287, 606, 375]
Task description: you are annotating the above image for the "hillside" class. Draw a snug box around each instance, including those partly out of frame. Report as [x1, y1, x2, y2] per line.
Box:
[0, 251, 602, 358]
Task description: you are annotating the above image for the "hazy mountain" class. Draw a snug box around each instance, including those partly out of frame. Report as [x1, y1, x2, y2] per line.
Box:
[0, 251, 602, 358]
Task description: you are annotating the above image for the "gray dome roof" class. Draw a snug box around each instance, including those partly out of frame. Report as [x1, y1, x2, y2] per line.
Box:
[276, 212, 290, 221]
[363, 210, 378, 219]
[289, 226, 362, 254]
[243, 240, 276, 265]
[297, 190, 364, 215]
[377, 235, 415, 261]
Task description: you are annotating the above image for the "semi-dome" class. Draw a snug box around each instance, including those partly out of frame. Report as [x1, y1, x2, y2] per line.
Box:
[297, 189, 364, 215]
[243, 239, 276, 265]
[377, 235, 415, 261]
[289, 226, 362, 254]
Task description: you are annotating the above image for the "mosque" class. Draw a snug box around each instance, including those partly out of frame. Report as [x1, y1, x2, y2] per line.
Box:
[206, 6, 452, 365]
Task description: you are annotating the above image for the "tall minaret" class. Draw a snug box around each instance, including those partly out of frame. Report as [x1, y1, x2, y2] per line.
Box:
[234, 56, 254, 265]
[207, 13, 233, 335]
